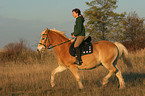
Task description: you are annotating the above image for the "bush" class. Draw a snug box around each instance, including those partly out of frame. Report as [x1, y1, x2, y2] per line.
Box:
[0, 39, 39, 63]
[122, 38, 145, 51]
[0, 39, 56, 64]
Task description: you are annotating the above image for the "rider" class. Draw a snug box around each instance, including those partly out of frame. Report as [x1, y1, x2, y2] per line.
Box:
[71, 8, 85, 65]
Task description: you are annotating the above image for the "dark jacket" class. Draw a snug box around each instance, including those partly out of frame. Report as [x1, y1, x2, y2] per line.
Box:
[73, 16, 85, 36]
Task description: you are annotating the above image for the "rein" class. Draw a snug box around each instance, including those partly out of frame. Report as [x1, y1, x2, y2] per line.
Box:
[46, 39, 72, 49]
[39, 33, 73, 49]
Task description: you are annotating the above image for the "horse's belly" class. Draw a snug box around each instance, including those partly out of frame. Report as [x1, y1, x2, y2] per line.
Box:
[77, 54, 100, 70]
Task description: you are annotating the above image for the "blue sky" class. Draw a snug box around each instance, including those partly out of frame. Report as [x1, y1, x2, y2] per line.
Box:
[0, 0, 145, 50]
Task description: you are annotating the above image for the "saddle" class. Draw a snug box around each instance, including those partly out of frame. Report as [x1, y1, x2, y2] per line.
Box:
[69, 36, 93, 57]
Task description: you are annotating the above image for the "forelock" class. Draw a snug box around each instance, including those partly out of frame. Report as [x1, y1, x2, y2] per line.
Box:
[41, 30, 46, 36]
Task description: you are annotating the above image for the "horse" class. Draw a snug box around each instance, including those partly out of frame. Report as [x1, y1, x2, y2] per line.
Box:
[37, 28, 133, 89]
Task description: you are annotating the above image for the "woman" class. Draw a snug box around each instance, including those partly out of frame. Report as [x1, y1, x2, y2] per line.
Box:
[71, 8, 85, 65]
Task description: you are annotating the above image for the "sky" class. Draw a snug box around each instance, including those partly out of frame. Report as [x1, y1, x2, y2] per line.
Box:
[0, 0, 145, 50]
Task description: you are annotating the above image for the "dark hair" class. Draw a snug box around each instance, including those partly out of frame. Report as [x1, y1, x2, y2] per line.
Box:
[72, 8, 84, 19]
[72, 8, 81, 15]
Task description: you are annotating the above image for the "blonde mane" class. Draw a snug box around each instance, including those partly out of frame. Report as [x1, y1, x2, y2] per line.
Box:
[50, 28, 69, 40]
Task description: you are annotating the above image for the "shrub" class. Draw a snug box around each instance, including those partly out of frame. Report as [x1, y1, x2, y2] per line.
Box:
[0, 39, 37, 63]
[122, 38, 145, 51]
[0, 39, 56, 64]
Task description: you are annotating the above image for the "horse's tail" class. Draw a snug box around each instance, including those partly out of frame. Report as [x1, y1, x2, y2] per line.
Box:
[114, 42, 133, 69]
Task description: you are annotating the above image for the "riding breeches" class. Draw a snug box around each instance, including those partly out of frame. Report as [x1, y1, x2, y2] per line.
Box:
[74, 36, 85, 48]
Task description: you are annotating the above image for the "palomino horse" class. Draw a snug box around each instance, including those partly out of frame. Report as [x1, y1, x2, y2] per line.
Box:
[37, 28, 132, 89]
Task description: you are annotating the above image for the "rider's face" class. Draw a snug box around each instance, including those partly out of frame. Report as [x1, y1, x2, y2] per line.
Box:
[72, 11, 78, 18]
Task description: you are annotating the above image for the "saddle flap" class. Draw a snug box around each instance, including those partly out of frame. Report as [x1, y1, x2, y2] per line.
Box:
[84, 36, 91, 43]
[69, 36, 93, 57]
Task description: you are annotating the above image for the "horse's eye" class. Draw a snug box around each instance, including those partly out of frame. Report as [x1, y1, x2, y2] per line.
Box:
[42, 38, 45, 40]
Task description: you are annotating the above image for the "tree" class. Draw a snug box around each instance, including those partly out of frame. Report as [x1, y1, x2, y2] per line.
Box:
[122, 11, 145, 50]
[84, 0, 125, 41]
[122, 11, 145, 42]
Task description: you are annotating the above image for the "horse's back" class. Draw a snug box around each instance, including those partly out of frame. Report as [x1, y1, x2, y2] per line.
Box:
[93, 40, 118, 52]
[92, 40, 118, 62]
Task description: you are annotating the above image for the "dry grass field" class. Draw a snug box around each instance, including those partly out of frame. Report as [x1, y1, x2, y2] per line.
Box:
[0, 48, 145, 96]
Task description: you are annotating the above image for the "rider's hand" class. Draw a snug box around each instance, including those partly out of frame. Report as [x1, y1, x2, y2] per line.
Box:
[71, 34, 75, 38]
[71, 33, 75, 38]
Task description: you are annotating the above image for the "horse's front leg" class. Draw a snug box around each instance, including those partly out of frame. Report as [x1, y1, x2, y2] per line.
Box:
[69, 65, 84, 89]
[51, 65, 67, 87]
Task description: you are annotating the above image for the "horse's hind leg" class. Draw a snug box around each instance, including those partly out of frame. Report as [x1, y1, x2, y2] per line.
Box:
[115, 66, 125, 89]
[102, 63, 117, 86]
[51, 65, 67, 87]
[102, 63, 125, 89]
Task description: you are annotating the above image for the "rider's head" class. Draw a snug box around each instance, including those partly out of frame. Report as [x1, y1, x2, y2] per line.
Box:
[72, 8, 81, 18]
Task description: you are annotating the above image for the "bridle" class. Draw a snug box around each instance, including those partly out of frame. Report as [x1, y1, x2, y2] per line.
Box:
[39, 30, 72, 49]
[39, 33, 50, 48]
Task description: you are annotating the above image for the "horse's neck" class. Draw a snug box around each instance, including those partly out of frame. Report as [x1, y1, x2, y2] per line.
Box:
[50, 32, 71, 56]
[51, 32, 69, 46]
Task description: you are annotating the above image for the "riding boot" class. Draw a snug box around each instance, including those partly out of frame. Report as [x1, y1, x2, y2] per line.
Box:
[74, 47, 82, 65]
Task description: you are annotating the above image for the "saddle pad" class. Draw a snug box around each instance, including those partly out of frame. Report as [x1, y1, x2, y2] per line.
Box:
[82, 43, 93, 55]
[69, 42, 93, 57]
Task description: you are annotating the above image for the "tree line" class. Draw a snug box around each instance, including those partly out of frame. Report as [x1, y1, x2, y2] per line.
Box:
[84, 0, 145, 51]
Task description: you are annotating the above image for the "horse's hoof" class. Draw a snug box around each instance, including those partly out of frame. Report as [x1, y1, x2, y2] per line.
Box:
[102, 79, 108, 85]
[119, 85, 126, 89]
[79, 84, 84, 89]
[51, 82, 55, 88]
[79, 86, 84, 90]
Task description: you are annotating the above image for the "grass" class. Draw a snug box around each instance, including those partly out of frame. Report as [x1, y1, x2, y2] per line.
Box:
[0, 47, 145, 96]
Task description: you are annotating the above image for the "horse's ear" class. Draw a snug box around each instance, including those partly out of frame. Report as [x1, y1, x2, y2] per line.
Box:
[44, 29, 45, 31]
[46, 28, 50, 33]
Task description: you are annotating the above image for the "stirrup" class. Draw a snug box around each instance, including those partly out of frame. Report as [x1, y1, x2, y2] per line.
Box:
[74, 60, 83, 65]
